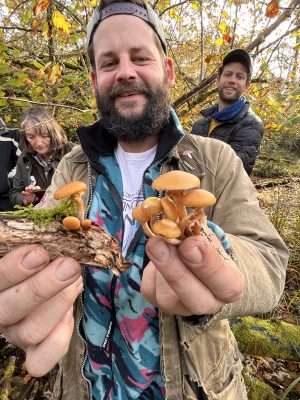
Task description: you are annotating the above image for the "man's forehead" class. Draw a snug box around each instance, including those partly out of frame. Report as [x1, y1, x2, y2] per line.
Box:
[223, 62, 248, 74]
[93, 14, 157, 45]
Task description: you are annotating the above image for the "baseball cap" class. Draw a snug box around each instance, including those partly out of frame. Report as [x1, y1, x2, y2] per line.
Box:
[222, 49, 252, 76]
[86, 1, 167, 54]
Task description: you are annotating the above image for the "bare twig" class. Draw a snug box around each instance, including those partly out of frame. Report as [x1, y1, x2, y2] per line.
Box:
[0, 97, 90, 112]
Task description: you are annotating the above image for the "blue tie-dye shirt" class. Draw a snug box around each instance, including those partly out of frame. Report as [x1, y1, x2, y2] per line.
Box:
[82, 154, 165, 399]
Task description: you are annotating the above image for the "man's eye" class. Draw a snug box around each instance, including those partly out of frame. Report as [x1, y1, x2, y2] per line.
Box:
[100, 61, 116, 70]
[134, 57, 148, 63]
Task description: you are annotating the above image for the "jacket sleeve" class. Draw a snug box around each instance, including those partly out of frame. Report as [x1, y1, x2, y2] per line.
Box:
[228, 121, 264, 175]
[9, 159, 26, 206]
[207, 143, 288, 322]
[178, 137, 287, 330]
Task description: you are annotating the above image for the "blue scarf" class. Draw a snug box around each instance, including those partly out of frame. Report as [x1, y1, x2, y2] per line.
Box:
[211, 96, 246, 122]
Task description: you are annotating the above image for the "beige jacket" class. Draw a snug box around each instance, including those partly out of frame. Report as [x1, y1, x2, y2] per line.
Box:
[44, 134, 288, 400]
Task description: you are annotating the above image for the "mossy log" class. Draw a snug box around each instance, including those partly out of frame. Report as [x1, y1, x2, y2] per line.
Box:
[231, 317, 300, 361]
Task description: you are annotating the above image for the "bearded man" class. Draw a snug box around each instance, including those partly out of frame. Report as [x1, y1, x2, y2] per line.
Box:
[192, 49, 264, 175]
[0, 1, 287, 400]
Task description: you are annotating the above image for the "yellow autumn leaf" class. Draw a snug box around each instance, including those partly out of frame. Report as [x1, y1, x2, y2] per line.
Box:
[218, 21, 230, 35]
[48, 64, 61, 85]
[294, 41, 300, 50]
[89, 0, 98, 7]
[169, 8, 176, 18]
[33, 0, 50, 16]
[191, 1, 201, 10]
[52, 10, 71, 34]
[215, 37, 224, 46]
[266, 96, 283, 112]
[221, 11, 229, 19]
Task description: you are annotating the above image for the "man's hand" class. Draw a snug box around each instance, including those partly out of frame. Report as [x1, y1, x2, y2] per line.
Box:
[141, 232, 244, 316]
[0, 245, 83, 376]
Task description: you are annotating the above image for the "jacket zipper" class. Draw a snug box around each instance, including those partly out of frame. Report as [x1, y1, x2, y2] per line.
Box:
[77, 163, 94, 400]
[78, 162, 120, 399]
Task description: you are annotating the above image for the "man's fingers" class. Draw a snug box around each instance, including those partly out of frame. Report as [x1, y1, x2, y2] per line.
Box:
[140, 262, 158, 307]
[24, 308, 74, 377]
[3, 278, 82, 348]
[0, 256, 82, 326]
[0, 245, 50, 291]
[178, 234, 244, 302]
[141, 262, 190, 315]
[146, 238, 223, 314]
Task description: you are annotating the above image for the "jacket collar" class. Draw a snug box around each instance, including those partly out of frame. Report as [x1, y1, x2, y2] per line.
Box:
[77, 108, 185, 165]
[202, 101, 249, 123]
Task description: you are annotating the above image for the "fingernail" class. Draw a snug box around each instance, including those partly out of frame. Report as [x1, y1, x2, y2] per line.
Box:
[23, 249, 48, 270]
[148, 239, 169, 263]
[55, 260, 81, 281]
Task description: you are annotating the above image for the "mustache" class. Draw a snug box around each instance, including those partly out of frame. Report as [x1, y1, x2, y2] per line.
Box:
[109, 82, 150, 99]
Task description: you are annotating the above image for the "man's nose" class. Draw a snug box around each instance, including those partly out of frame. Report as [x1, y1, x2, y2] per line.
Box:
[115, 58, 137, 81]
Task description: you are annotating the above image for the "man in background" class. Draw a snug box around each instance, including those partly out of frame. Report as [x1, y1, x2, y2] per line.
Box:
[192, 49, 264, 175]
[0, 118, 21, 210]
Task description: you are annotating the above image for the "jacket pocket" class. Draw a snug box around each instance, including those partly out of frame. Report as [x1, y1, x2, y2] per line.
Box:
[178, 318, 247, 400]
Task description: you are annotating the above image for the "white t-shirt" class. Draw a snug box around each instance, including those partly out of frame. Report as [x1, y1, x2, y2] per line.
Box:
[114, 143, 157, 255]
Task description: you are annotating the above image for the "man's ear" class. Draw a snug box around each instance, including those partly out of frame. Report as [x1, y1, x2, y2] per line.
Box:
[165, 57, 175, 87]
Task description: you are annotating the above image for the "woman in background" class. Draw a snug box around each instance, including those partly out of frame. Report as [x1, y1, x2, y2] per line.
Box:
[10, 107, 73, 206]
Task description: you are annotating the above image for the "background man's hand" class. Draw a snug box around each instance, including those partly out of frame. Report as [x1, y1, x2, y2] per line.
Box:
[0, 245, 83, 376]
[141, 232, 244, 316]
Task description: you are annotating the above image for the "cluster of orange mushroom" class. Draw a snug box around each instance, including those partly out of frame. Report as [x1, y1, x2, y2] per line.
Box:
[53, 181, 92, 231]
[132, 170, 216, 244]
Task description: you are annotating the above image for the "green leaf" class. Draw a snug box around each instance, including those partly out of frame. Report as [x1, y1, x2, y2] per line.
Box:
[0, 63, 10, 75]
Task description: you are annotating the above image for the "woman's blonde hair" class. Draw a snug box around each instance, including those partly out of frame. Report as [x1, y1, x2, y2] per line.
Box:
[20, 106, 68, 153]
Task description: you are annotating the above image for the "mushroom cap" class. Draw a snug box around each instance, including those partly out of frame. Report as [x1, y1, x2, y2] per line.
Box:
[63, 216, 81, 231]
[152, 218, 181, 239]
[81, 219, 92, 230]
[152, 170, 200, 191]
[142, 197, 162, 218]
[54, 181, 87, 200]
[161, 196, 178, 221]
[132, 205, 149, 223]
[182, 189, 216, 208]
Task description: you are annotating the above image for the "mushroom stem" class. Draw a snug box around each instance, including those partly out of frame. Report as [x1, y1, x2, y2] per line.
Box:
[73, 193, 85, 222]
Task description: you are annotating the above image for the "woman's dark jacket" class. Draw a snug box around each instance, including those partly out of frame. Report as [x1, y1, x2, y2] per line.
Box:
[10, 142, 73, 206]
[191, 102, 264, 175]
[0, 130, 21, 210]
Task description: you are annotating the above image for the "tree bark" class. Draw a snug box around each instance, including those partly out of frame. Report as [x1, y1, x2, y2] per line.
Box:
[0, 218, 127, 275]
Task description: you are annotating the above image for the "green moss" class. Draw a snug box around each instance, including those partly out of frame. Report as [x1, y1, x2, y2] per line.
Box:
[243, 373, 279, 400]
[0, 199, 77, 226]
[231, 317, 300, 361]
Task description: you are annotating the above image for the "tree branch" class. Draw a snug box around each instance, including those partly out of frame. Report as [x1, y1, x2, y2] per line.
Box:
[53, 0, 85, 27]
[159, 1, 189, 17]
[0, 97, 90, 112]
[173, 0, 300, 111]
[0, 26, 40, 33]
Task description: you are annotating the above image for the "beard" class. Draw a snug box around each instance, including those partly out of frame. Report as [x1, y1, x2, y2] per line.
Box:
[95, 79, 170, 143]
[218, 87, 242, 105]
